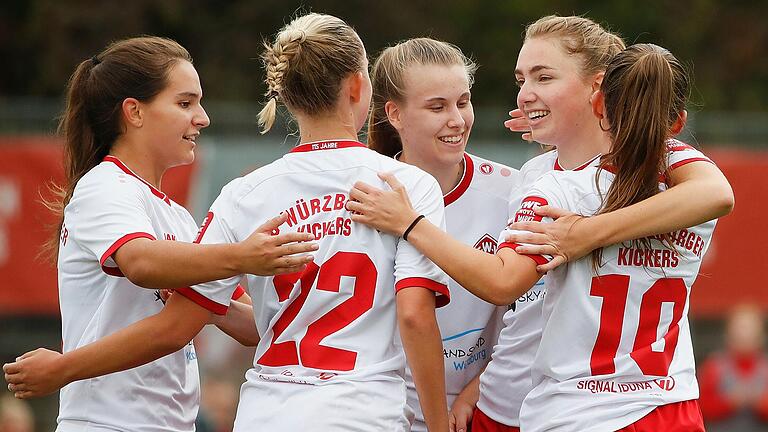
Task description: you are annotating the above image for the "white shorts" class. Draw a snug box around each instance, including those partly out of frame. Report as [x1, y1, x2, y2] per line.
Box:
[233, 377, 412, 431]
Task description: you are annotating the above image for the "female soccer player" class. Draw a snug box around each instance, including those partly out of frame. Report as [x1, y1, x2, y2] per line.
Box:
[350, 25, 732, 430]
[7, 14, 451, 432]
[367, 37, 517, 431]
[2, 36, 317, 431]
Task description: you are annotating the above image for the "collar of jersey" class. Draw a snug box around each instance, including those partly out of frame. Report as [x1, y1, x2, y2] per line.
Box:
[393, 151, 473, 207]
[289, 139, 366, 153]
[554, 153, 601, 171]
[102, 155, 171, 205]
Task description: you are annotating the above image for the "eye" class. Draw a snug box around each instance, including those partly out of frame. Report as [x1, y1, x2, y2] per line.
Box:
[515, 78, 524, 88]
[179, 101, 191, 108]
[538, 75, 552, 82]
[429, 105, 444, 112]
[458, 100, 470, 108]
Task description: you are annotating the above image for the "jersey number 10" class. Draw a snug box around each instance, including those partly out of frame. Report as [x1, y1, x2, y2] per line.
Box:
[590, 275, 687, 377]
[259, 251, 377, 371]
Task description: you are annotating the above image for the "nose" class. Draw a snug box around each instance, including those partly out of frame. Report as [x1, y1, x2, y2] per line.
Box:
[195, 105, 211, 129]
[446, 106, 465, 130]
[517, 80, 536, 108]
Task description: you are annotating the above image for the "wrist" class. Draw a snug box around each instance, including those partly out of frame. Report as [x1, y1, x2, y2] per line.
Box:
[56, 353, 76, 386]
[402, 215, 425, 241]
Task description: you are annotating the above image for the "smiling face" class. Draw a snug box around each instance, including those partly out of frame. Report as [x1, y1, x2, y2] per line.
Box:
[390, 63, 473, 171]
[139, 60, 210, 168]
[515, 37, 599, 149]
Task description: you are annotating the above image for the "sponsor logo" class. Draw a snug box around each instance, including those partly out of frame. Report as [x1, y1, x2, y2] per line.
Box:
[479, 163, 494, 175]
[473, 234, 498, 254]
[576, 376, 676, 394]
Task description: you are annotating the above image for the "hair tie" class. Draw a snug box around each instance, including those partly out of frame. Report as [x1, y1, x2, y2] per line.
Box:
[268, 90, 279, 100]
[91, 55, 101, 66]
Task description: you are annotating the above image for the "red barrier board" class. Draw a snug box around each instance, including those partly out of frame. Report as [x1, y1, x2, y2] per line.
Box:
[0, 137, 196, 315]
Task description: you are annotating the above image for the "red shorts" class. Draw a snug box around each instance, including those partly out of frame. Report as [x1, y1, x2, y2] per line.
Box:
[616, 400, 704, 432]
[470, 407, 520, 432]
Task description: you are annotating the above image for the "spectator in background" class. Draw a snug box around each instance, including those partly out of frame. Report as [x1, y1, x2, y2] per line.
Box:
[0, 395, 34, 432]
[699, 304, 768, 431]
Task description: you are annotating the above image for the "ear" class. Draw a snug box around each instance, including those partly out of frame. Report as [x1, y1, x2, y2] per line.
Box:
[670, 109, 688, 135]
[121, 98, 143, 128]
[591, 71, 605, 94]
[591, 89, 605, 120]
[348, 71, 363, 103]
[384, 100, 403, 131]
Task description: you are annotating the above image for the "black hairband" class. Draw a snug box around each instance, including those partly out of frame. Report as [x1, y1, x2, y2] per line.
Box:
[268, 90, 279, 100]
[91, 55, 101, 66]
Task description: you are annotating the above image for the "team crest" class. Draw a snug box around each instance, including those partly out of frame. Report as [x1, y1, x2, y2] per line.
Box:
[479, 163, 494, 175]
[474, 234, 498, 254]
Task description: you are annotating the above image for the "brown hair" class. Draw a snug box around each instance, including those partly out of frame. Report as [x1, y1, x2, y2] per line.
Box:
[258, 13, 365, 133]
[593, 43, 690, 268]
[44, 36, 192, 260]
[524, 15, 625, 78]
[367, 37, 477, 157]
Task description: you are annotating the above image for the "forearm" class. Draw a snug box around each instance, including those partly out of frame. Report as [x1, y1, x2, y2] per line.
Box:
[211, 300, 260, 346]
[586, 163, 734, 248]
[454, 372, 481, 408]
[398, 295, 448, 431]
[407, 221, 536, 305]
[119, 240, 243, 289]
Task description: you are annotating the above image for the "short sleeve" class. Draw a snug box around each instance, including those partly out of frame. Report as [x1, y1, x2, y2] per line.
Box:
[177, 183, 242, 315]
[68, 177, 157, 276]
[394, 174, 450, 307]
[498, 174, 564, 266]
[666, 139, 714, 171]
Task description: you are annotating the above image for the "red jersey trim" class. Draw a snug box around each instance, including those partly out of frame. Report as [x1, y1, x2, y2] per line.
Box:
[289, 140, 366, 153]
[554, 153, 601, 171]
[669, 157, 714, 171]
[100, 232, 156, 276]
[499, 241, 550, 266]
[103, 156, 171, 205]
[175, 287, 228, 315]
[195, 211, 214, 244]
[395, 277, 450, 308]
[444, 153, 474, 206]
[232, 285, 246, 300]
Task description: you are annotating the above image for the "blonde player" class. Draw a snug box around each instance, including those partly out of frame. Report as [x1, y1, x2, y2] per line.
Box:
[2, 37, 317, 431]
[348, 39, 732, 432]
[366, 38, 516, 431]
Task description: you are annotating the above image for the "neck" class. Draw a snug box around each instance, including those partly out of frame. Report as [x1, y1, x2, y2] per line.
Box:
[400, 151, 464, 195]
[109, 138, 166, 189]
[554, 126, 612, 169]
[297, 111, 359, 144]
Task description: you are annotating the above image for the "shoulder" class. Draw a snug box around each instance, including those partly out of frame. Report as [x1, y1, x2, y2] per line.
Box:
[465, 153, 519, 199]
[519, 149, 557, 181]
[71, 162, 146, 204]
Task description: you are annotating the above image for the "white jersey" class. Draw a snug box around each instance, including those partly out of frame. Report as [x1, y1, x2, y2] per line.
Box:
[406, 153, 518, 431]
[479, 140, 713, 427]
[478, 149, 599, 426]
[506, 146, 716, 432]
[185, 140, 449, 430]
[56, 156, 200, 432]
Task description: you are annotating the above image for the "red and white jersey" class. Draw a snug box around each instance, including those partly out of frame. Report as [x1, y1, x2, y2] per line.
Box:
[187, 141, 449, 397]
[505, 146, 717, 432]
[56, 156, 200, 432]
[478, 149, 599, 426]
[406, 153, 518, 430]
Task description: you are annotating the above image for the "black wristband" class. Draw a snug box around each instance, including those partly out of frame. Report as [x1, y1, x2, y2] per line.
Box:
[402, 215, 425, 241]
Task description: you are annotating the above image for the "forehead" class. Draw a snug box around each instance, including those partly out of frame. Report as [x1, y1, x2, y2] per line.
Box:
[401, 63, 470, 98]
[515, 37, 580, 74]
[161, 60, 202, 95]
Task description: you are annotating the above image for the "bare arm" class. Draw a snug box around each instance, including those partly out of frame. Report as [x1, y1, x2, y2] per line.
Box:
[114, 214, 318, 289]
[3, 294, 210, 399]
[396, 286, 448, 432]
[508, 161, 734, 271]
[348, 173, 541, 305]
[210, 299, 259, 346]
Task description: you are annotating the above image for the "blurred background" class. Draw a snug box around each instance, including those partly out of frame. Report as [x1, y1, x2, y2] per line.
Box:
[1, 0, 767, 430]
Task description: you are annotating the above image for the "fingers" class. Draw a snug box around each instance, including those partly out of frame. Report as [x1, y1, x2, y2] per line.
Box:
[257, 213, 288, 233]
[18, 349, 39, 360]
[7, 382, 27, 392]
[534, 205, 575, 219]
[351, 180, 380, 195]
[513, 244, 556, 256]
[505, 231, 551, 245]
[272, 231, 318, 245]
[507, 220, 548, 234]
[276, 242, 319, 256]
[449, 413, 456, 432]
[537, 255, 567, 273]
[377, 172, 404, 190]
[345, 200, 365, 214]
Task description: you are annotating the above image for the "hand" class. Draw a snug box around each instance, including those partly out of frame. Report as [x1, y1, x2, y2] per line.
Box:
[505, 205, 589, 272]
[159, 289, 173, 302]
[504, 108, 532, 142]
[4, 348, 68, 399]
[347, 172, 419, 236]
[449, 397, 476, 432]
[238, 213, 318, 276]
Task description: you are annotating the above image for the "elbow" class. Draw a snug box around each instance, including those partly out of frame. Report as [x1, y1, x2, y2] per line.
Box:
[486, 281, 520, 306]
[121, 257, 159, 288]
[716, 186, 735, 217]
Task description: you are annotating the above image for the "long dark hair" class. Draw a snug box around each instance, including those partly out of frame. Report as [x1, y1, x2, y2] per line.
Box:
[43, 36, 192, 261]
[592, 43, 690, 268]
